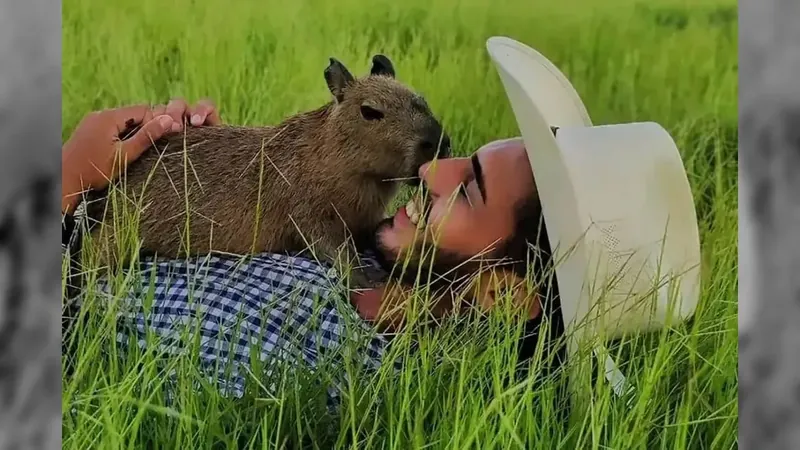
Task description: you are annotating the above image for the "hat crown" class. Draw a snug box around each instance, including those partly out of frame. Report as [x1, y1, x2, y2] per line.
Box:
[554, 123, 702, 339]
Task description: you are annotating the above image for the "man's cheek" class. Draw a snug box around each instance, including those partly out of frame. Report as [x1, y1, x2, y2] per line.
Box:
[430, 209, 469, 244]
[427, 209, 454, 240]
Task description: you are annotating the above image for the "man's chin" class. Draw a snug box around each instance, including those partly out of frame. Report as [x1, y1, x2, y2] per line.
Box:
[371, 217, 403, 272]
[372, 218, 434, 284]
[371, 228, 452, 288]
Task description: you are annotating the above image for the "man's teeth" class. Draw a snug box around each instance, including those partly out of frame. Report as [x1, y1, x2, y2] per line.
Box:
[406, 198, 424, 227]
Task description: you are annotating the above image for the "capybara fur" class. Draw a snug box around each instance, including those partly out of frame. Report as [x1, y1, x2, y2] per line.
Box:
[82, 54, 451, 287]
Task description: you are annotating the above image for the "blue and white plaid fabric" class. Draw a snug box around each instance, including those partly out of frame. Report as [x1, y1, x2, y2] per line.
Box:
[93, 250, 398, 405]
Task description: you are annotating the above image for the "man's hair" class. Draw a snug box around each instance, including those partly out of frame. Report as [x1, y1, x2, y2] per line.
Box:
[500, 192, 566, 383]
[501, 193, 554, 293]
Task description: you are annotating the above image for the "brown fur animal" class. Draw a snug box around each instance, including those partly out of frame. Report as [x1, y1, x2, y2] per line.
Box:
[83, 54, 451, 287]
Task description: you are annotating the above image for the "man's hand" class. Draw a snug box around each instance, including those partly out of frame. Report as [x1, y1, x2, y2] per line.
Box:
[149, 97, 222, 130]
[61, 98, 221, 213]
[351, 267, 541, 331]
[350, 281, 456, 332]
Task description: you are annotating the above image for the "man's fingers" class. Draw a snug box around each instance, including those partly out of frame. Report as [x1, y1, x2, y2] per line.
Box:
[150, 104, 167, 118]
[110, 104, 153, 134]
[119, 115, 175, 166]
[189, 98, 222, 126]
[165, 97, 189, 131]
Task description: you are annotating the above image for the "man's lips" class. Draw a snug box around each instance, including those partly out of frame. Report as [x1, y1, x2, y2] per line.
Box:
[394, 205, 411, 228]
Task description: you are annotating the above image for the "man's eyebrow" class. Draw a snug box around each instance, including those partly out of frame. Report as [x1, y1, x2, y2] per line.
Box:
[471, 153, 486, 202]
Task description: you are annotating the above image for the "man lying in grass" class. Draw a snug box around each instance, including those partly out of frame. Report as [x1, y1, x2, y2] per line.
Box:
[61, 98, 563, 403]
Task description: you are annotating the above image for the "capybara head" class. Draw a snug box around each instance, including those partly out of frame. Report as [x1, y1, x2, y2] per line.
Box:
[323, 54, 451, 186]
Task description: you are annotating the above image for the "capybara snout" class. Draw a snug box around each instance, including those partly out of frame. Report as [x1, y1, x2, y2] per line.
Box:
[403, 120, 451, 186]
[418, 120, 451, 160]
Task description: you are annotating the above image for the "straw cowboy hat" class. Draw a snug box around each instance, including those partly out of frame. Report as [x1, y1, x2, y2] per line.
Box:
[485, 36, 702, 398]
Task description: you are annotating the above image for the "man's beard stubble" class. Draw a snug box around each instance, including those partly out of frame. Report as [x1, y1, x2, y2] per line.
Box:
[369, 216, 470, 291]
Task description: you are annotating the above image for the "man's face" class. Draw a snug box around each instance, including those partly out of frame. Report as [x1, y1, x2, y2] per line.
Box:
[373, 138, 537, 282]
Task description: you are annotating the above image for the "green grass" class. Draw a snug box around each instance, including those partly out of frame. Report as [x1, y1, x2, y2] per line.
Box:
[62, 0, 738, 448]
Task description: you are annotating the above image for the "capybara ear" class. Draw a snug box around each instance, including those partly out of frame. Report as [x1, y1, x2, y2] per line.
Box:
[324, 57, 355, 103]
[370, 54, 395, 78]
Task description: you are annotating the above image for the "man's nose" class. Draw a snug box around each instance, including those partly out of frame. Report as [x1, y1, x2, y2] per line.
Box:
[418, 157, 470, 194]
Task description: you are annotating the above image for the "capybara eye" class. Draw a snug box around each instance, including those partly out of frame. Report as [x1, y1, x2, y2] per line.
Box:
[360, 105, 384, 121]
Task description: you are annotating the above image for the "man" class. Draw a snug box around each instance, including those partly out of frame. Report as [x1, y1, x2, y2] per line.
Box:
[60, 97, 562, 402]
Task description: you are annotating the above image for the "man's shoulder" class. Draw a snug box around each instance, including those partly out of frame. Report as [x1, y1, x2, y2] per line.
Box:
[242, 249, 389, 286]
[253, 249, 385, 271]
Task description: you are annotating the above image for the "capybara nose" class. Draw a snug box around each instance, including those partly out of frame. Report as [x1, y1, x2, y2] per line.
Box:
[439, 134, 452, 158]
[420, 130, 451, 160]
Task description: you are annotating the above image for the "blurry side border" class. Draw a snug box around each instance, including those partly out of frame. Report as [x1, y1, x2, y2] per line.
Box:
[739, 0, 800, 448]
[0, 0, 62, 449]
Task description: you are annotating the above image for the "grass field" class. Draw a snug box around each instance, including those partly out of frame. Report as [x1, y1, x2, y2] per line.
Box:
[61, 0, 738, 448]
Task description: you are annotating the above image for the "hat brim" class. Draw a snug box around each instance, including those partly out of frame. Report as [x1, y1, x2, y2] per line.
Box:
[486, 36, 593, 128]
[486, 36, 592, 351]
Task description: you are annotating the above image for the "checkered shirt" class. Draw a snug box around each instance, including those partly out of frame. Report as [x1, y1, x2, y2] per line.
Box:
[93, 250, 398, 405]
